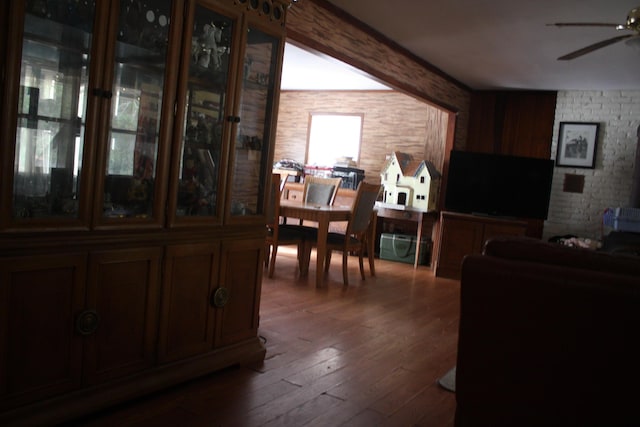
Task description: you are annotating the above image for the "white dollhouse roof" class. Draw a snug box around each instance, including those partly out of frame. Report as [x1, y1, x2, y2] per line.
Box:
[382, 152, 441, 179]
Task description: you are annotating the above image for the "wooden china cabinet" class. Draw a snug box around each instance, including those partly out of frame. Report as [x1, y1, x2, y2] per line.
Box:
[0, 0, 289, 424]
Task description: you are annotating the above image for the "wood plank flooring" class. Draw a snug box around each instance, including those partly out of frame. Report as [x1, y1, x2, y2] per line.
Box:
[67, 248, 460, 427]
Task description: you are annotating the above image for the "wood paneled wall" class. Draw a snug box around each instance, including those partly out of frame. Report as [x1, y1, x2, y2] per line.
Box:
[274, 90, 449, 183]
[467, 91, 557, 159]
[285, 0, 470, 151]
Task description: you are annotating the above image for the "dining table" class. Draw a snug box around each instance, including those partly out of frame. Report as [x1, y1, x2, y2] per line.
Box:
[279, 199, 353, 288]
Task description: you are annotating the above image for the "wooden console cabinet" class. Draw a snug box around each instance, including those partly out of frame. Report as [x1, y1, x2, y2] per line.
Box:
[0, 0, 289, 424]
[435, 211, 527, 279]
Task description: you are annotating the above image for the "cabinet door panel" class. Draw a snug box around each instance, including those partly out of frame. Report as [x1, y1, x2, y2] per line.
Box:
[218, 238, 263, 346]
[158, 243, 219, 362]
[98, 0, 176, 224]
[483, 223, 527, 245]
[3, 1, 99, 226]
[0, 254, 86, 409]
[228, 23, 282, 220]
[436, 213, 528, 279]
[170, 3, 240, 222]
[438, 218, 483, 270]
[84, 248, 161, 384]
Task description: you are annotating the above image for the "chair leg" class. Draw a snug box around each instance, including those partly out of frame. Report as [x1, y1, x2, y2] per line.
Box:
[358, 250, 366, 280]
[299, 241, 312, 277]
[268, 245, 278, 278]
[264, 244, 271, 269]
[324, 250, 332, 273]
[364, 237, 376, 276]
[368, 250, 376, 277]
[342, 251, 349, 286]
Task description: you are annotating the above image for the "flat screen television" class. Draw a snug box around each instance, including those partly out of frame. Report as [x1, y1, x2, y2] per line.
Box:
[444, 150, 555, 220]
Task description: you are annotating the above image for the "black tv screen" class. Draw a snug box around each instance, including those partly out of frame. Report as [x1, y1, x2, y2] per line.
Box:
[444, 150, 555, 220]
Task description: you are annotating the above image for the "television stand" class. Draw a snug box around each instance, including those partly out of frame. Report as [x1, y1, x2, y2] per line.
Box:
[435, 211, 527, 279]
[470, 212, 519, 221]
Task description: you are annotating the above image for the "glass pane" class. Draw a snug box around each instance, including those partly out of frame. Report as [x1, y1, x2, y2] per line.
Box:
[176, 5, 232, 217]
[230, 27, 278, 216]
[13, 1, 96, 219]
[103, 0, 172, 219]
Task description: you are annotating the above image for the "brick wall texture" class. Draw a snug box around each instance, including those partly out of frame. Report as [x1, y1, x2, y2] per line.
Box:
[545, 90, 640, 241]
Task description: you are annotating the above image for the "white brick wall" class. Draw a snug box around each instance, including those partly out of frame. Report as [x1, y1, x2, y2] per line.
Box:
[544, 90, 640, 241]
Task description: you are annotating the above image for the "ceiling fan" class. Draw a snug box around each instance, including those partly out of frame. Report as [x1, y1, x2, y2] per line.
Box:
[548, 6, 639, 60]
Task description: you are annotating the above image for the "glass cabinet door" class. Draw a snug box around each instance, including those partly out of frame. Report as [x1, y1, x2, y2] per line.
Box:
[174, 4, 233, 218]
[229, 25, 280, 217]
[11, 0, 96, 220]
[101, 0, 173, 220]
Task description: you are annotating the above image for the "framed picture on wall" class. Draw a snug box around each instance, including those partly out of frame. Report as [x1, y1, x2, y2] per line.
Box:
[556, 122, 599, 168]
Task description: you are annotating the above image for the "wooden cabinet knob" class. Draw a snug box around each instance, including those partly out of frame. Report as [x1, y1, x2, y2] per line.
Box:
[76, 310, 100, 335]
[211, 287, 230, 308]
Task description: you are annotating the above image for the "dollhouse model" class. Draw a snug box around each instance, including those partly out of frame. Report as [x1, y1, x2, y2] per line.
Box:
[380, 152, 440, 211]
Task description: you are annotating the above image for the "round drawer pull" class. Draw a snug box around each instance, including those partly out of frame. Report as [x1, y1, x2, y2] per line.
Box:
[76, 310, 100, 335]
[212, 287, 230, 308]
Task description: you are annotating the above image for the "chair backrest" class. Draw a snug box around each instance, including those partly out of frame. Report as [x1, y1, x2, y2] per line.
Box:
[334, 187, 357, 208]
[302, 176, 342, 205]
[347, 181, 381, 237]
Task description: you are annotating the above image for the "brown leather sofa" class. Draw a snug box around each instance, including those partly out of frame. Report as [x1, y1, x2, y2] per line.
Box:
[455, 236, 640, 427]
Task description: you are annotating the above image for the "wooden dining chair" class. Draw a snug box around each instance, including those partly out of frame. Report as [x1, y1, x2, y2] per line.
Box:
[302, 176, 342, 205]
[265, 174, 310, 278]
[305, 181, 381, 286]
[297, 176, 343, 227]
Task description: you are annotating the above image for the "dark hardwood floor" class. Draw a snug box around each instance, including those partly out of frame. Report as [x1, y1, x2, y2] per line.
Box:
[67, 248, 460, 426]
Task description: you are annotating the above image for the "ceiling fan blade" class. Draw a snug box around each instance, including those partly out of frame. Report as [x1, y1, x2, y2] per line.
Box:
[558, 34, 634, 60]
[547, 22, 622, 29]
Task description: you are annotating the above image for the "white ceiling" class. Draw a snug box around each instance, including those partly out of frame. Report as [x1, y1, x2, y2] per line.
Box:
[281, 43, 391, 90]
[283, 0, 640, 91]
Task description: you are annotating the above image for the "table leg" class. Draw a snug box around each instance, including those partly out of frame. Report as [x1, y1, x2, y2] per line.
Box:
[414, 212, 424, 269]
[315, 215, 329, 287]
[368, 211, 377, 276]
[430, 216, 439, 271]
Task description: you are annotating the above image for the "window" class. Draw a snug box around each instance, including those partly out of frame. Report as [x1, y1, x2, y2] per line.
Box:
[307, 113, 362, 167]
